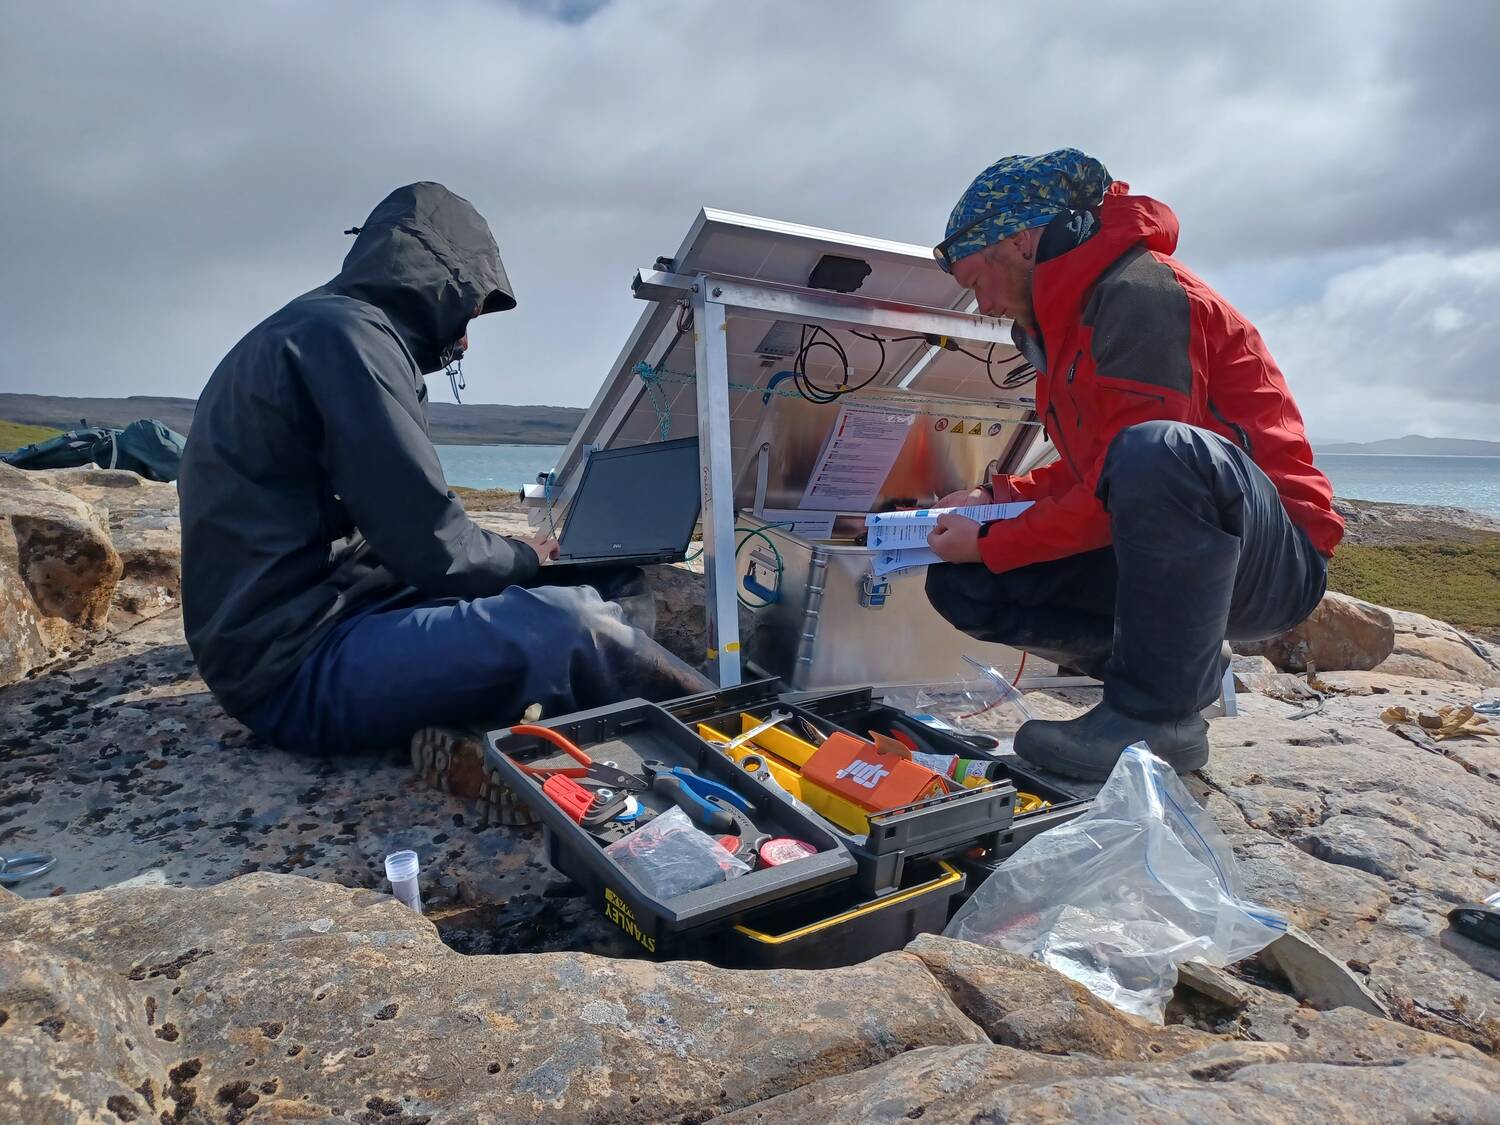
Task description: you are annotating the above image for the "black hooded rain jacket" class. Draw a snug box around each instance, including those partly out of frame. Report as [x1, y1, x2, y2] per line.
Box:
[179, 183, 538, 716]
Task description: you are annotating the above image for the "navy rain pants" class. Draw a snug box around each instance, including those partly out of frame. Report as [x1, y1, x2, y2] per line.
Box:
[240, 568, 712, 755]
[925, 421, 1328, 720]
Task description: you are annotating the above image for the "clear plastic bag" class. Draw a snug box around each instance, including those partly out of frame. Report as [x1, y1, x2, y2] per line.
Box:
[945, 744, 1287, 1022]
[604, 807, 750, 900]
[880, 655, 1035, 739]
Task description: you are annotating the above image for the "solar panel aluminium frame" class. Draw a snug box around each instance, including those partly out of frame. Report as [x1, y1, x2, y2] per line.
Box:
[643, 268, 1019, 686]
[543, 210, 1029, 688]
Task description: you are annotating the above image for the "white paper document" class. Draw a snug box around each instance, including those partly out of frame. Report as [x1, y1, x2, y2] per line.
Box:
[864, 501, 1034, 550]
[756, 507, 838, 540]
[799, 403, 915, 511]
[873, 548, 944, 577]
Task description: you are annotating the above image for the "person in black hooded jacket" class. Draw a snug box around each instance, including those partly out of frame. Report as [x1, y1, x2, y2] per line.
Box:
[179, 182, 710, 753]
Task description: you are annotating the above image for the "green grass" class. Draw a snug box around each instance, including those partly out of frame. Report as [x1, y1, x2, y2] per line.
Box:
[1327, 541, 1500, 638]
[0, 419, 62, 453]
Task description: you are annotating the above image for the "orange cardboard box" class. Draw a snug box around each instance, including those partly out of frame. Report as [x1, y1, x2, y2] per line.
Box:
[801, 732, 947, 813]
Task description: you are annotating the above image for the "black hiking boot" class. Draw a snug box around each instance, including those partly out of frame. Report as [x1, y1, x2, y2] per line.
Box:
[1013, 698, 1210, 781]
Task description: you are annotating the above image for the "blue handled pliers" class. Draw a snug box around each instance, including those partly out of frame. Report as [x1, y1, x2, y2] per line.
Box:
[641, 761, 755, 833]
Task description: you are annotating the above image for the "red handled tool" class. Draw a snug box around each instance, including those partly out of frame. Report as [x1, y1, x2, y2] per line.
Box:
[506, 724, 645, 791]
[541, 774, 596, 823]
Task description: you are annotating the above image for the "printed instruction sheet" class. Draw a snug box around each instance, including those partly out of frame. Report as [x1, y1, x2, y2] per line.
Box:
[864, 501, 1035, 549]
[799, 403, 915, 511]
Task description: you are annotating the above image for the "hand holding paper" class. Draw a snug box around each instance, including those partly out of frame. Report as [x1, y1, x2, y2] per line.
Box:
[927, 513, 983, 564]
[864, 499, 1033, 575]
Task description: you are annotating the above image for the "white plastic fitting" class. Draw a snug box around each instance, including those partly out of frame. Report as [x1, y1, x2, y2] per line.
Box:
[383, 850, 423, 914]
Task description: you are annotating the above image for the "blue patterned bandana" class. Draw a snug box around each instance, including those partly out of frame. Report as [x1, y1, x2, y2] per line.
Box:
[937, 148, 1112, 271]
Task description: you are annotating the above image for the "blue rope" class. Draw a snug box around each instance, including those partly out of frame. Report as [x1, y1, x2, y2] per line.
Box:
[541, 471, 558, 539]
[633, 362, 675, 441]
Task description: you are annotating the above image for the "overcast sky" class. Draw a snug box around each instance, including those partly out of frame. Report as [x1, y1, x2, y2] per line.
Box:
[4, 0, 1496, 442]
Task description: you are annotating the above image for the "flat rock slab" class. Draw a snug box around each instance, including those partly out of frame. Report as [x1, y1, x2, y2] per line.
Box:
[710, 1043, 1500, 1125]
[0, 608, 632, 958]
[4, 588, 1500, 1058]
[2, 873, 986, 1124]
[1198, 686, 1500, 1049]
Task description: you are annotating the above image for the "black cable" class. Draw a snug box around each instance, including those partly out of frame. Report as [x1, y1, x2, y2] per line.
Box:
[792, 324, 852, 404]
[853, 331, 928, 344]
[1001, 359, 1036, 388]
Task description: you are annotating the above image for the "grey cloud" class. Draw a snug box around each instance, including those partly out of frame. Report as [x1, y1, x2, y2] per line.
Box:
[1258, 248, 1500, 439]
[1, 0, 1495, 442]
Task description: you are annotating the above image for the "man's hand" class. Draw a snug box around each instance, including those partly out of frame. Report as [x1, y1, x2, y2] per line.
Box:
[927, 514, 983, 564]
[525, 530, 560, 563]
[935, 485, 992, 509]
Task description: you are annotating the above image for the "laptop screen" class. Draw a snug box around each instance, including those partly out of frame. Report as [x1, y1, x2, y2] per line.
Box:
[558, 437, 702, 560]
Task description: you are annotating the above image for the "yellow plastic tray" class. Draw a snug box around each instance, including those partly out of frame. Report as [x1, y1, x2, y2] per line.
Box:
[697, 717, 871, 835]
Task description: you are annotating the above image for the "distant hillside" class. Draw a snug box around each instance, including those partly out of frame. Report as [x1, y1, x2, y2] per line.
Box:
[0, 419, 61, 451]
[0, 393, 582, 446]
[1319, 434, 1500, 456]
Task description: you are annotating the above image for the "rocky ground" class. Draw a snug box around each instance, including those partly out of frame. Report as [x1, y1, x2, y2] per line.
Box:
[1334, 495, 1500, 548]
[3, 468, 1500, 1121]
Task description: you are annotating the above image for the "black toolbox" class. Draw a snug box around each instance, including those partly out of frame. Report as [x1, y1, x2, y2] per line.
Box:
[486, 700, 855, 956]
[485, 683, 1094, 966]
[688, 858, 967, 969]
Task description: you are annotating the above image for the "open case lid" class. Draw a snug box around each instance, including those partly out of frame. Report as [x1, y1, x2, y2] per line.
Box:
[546, 208, 1054, 516]
[734, 386, 1041, 515]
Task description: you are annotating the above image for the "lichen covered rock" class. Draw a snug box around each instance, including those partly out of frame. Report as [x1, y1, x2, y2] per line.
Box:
[0, 463, 123, 684]
[1, 873, 985, 1124]
[1237, 590, 1395, 672]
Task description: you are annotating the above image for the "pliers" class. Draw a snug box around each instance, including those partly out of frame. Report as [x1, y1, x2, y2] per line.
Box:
[886, 715, 998, 753]
[641, 762, 768, 863]
[641, 761, 755, 833]
[506, 724, 646, 792]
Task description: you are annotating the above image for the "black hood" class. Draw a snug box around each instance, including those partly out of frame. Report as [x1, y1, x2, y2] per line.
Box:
[320, 182, 516, 373]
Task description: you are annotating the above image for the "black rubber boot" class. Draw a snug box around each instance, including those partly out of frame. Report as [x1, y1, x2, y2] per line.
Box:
[1013, 698, 1209, 780]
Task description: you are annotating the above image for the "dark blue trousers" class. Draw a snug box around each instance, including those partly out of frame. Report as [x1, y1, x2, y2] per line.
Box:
[240, 572, 711, 755]
[925, 421, 1327, 720]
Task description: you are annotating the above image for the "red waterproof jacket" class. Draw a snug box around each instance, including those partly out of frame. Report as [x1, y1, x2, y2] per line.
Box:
[980, 183, 1343, 574]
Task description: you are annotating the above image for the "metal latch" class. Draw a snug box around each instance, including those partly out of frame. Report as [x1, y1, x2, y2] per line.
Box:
[859, 573, 891, 609]
[743, 547, 781, 604]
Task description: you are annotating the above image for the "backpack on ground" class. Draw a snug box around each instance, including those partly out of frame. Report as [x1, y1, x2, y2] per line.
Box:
[1, 418, 187, 482]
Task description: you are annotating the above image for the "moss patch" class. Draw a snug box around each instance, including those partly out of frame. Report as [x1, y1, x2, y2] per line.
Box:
[1327, 540, 1500, 638]
[0, 419, 62, 453]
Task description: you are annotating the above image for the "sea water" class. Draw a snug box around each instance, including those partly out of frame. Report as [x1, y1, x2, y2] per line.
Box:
[1316, 455, 1500, 517]
[434, 444, 565, 491]
[435, 444, 1500, 518]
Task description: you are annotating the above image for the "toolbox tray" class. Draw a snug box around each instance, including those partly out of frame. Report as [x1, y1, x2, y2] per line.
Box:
[687, 858, 967, 970]
[666, 681, 1019, 894]
[486, 700, 855, 951]
[792, 685, 1096, 863]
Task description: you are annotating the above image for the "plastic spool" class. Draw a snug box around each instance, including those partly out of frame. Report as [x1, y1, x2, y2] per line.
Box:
[384, 850, 423, 914]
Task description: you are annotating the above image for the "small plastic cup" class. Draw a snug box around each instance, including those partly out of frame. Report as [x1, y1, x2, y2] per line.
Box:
[384, 850, 423, 914]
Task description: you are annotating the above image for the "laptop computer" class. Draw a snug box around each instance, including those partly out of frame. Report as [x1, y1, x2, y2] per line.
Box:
[544, 437, 702, 571]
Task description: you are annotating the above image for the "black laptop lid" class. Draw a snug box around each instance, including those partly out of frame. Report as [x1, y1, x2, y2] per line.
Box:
[558, 437, 701, 560]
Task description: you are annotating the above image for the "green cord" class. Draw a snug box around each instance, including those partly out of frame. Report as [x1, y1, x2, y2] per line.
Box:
[734, 523, 788, 609]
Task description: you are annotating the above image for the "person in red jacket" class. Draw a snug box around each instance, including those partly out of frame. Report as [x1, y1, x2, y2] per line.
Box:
[925, 149, 1343, 779]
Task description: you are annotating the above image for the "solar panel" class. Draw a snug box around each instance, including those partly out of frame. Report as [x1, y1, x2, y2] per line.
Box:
[550, 208, 1046, 499]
